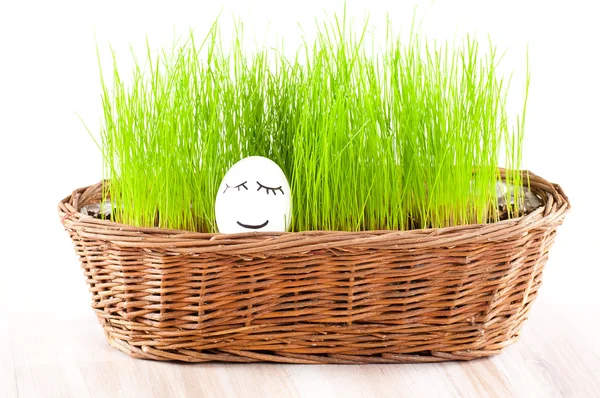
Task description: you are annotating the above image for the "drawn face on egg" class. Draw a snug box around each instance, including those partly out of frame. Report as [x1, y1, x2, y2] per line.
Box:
[215, 156, 291, 233]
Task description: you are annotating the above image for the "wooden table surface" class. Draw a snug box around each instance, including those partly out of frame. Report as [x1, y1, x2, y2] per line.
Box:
[2, 231, 599, 398]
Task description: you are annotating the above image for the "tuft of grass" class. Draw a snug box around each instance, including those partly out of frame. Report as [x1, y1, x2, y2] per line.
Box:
[96, 14, 528, 233]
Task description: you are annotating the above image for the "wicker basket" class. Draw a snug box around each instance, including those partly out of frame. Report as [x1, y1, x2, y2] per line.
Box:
[58, 170, 569, 364]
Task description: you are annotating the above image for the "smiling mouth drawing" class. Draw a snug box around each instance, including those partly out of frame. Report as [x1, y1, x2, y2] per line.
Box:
[236, 220, 269, 230]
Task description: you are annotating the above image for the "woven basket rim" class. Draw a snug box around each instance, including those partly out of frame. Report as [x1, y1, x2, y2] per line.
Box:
[58, 169, 570, 249]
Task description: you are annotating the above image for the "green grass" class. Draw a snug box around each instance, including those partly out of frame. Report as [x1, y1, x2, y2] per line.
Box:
[94, 14, 528, 233]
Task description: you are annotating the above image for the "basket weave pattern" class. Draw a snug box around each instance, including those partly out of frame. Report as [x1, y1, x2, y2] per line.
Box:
[59, 171, 569, 364]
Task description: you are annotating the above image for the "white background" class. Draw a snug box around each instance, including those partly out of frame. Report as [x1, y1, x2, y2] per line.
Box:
[1, 0, 599, 396]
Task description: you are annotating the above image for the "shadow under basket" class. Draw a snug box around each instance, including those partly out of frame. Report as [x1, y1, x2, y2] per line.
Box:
[58, 170, 569, 364]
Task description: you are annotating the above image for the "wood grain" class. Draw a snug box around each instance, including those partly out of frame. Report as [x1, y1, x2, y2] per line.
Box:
[2, 288, 599, 398]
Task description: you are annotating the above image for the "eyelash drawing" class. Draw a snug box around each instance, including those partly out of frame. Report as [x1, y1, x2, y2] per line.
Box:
[257, 181, 284, 195]
[223, 181, 248, 193]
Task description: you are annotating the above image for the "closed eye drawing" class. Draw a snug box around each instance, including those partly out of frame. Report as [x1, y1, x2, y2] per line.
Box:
[257, 181, 284, 195]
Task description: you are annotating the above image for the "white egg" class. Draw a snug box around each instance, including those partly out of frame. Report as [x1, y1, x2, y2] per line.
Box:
[215, 156, 291, 233]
